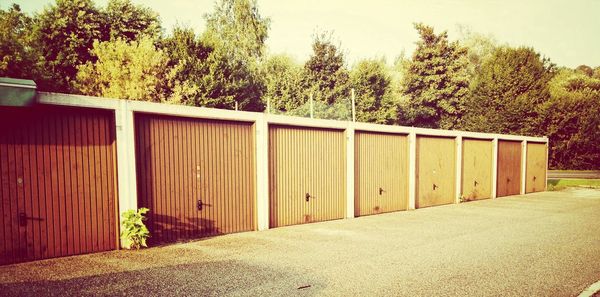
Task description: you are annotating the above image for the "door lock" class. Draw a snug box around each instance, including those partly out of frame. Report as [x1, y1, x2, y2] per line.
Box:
[474, 180, 478, 187]
[305, 193, 315, 202]
[432, 184, 438, 190]
[379, 187, 385, 195]
[197, 199, 203, 211]
[18, 212, 27, 227]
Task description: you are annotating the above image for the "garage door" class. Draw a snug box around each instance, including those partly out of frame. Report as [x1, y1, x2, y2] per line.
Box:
[135, 114, 255, 244]
[526, 142, 547, 193]
[497, 140, 522, 197]
[1, 105, 118, 265]
[416, 136, 456, 208]
[269, 126, 346, 228]
[354, 132, 409, 216]
[461, 139, 493, 201]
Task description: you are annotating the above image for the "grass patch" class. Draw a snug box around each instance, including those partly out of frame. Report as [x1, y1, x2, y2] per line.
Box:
[547, 179, 600, 191]
[549, 170, 600, 173]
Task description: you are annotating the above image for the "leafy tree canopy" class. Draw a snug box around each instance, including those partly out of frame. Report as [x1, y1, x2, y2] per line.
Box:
[34, 0, 106, 92]
[204, 0, 269, 59]
[539, 68, 600, 169]
[261, 54, 303, 112]
[302, 32, 350, 105]
[462, 46, 555, 135]
[105, 0, 162, 42]
[350, 58, 397, 124]
[75, 37, 173, 102]
[0, 4, 39, 80]
[402, 23, 470, 129]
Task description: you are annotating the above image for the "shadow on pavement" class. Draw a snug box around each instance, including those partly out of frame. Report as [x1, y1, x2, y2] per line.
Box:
[0, 259, 324, 297]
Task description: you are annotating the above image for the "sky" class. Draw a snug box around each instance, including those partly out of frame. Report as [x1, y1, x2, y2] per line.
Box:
[2, 0, 600, 68]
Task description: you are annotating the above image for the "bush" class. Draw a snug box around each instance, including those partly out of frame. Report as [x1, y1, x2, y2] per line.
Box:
[120, 208, 150, 249]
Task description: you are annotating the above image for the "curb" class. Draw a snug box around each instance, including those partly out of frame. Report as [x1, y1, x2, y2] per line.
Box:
[579, 280, 600, 297]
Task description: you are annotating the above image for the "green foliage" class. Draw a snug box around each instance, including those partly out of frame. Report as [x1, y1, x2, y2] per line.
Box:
[105, 0, 162, 42]
[120, 208, 150, 249]
[302, 32, 350, 105]
[205, 0, 270, 59]
[34, 0, 107, 92]
[457, 25, 497, 80]
[593, 67, 600, 79]
[538, 68, 600, 169]
[462, 46, 555, 135]
[350, 58, 397, 124]
[547, 179, 600, 191]
[191, 0, 270, 111]
[75, 37, 173, 101]
[261, 54, 303, 112]
[0, 4, 39, 80]
[160, 26, 211, 106]
[194, 33, 265, 111]
[575, 65, 593, 77]
[402, 23, 470, 129]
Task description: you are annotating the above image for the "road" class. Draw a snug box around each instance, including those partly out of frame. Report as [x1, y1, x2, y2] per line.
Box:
[548, 170, 600, 179]
[1, 189, 599, 296]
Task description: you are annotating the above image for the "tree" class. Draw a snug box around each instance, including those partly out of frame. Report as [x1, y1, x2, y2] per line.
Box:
[456, 25, 497, 79]
[575, 64, 593, 77]
[302, 32, 350, 106]
[593, 66, 600, 79]
[191, 0, 270, 111]
[75, 37, 173, 102]
[160, 26, 211, 106]
[402, 23, 470, 129]
[204, 0, 269, 59]
[261, 54, 303, 113]
[34, 0, 106, 92]
[104, 0, 162, 42]
[539, 68, 600, 169]
[462, 46, 555, 135]
[350, 58, 397, 124]
[0, 4, 39, 80]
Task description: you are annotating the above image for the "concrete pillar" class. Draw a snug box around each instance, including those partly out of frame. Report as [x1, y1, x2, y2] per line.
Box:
[345, 125, 355, 218]
[255, 114, 270, 231]
[408, 132, 417, 210]
[455, 136, 463, 203]
[491, 138, 498, 199]
[115, 100, 138, 231]
[520, 140, 527, 195]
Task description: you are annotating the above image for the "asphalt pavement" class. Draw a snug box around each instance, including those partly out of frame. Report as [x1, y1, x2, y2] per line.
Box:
[1, 188, 599, 296]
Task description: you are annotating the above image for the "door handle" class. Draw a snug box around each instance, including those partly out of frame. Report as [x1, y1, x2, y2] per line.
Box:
[474, 180, 478, 187]
[19, 212, 27, 227]
[379, 187, 385, 195]
[533, 176, 537, 181]
[197, 199, 203, 211]
[305, 193, 315, 202]
[432, 184, 438, 190]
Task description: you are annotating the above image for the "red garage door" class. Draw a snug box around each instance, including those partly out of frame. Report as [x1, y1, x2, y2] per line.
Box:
[0, 105, 118, 265]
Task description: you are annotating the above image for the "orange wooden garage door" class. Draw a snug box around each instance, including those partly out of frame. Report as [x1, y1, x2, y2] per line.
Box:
[354, 131, 409, 216]
[497, 140, 522, 197]
[269, 126, 346, 228]
[461, 139, 493, 201]
[135, 114, 255, 244]
[416, 136, 456, 208]
[0, 105, 118, 265]
[526, 142, 547, 193]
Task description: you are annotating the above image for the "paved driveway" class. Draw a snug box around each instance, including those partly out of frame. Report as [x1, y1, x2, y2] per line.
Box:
[1, 189, 599, 296]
